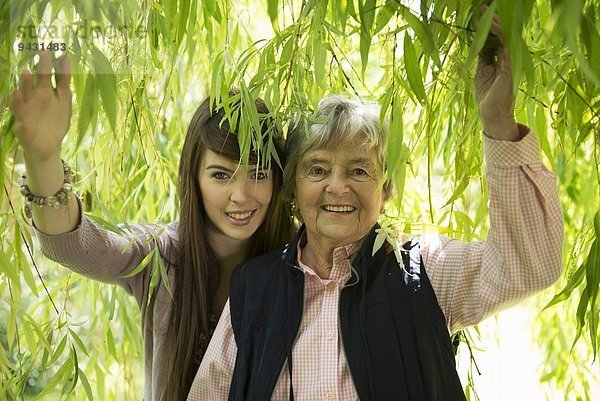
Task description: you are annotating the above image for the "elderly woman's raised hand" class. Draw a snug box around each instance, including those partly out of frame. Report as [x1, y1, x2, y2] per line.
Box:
[474, 5, 520, 141]
[10, 51, 72, 163]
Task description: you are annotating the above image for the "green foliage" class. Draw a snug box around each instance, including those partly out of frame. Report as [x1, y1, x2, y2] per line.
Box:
[1, 0, 599, 399]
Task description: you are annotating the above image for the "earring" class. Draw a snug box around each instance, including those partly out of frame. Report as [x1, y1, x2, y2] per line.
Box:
[291, 200, 300, 214]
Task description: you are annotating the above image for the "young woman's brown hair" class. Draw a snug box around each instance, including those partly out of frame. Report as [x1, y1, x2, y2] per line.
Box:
[164, 95, 294, 400]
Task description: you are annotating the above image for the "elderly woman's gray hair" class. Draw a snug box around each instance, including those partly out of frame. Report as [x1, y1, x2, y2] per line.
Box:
[283, 95, 391, 201]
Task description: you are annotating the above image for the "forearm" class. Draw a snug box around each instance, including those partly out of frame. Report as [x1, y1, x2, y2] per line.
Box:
[24, 153, 79, 234]
[484, 131, 564, 295]
[423, 130, 564, 332]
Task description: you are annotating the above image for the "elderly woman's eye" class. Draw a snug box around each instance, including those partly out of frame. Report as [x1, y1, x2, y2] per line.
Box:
[309, 166, 325, 175]
[354, 168, 368, 176]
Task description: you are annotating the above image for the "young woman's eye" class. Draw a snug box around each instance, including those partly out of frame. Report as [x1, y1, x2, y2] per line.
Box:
[212, 172, 229, 180]
[252, 171, 269, 180]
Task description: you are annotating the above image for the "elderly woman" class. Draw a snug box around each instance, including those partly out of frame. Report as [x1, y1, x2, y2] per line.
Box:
[187, 21, 563, 401]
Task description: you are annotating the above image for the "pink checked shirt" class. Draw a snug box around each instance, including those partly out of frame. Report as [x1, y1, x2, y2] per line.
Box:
[187, 130, 564, 401]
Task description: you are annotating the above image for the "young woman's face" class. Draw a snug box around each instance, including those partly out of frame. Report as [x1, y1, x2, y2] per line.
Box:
[198, 149, 274, 243]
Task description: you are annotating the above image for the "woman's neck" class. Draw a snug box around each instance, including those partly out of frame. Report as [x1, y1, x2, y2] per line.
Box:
[300, 232, 364, 280]
[207, 226, 253, 269]
[206, 227, 254, 313]
[300, 244, 334, 279]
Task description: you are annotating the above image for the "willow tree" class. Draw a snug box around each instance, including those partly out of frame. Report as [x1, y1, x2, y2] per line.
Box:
[1, 0, 598, 399]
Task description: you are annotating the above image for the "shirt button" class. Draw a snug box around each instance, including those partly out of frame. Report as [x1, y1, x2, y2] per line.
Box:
[326, 391, 335, 400]
[326, 330, 335, 340]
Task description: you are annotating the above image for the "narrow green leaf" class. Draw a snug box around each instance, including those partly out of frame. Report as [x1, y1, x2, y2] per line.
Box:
[25, 315, 52, 353]
[90, 47, 117, 133]
[373, 229, 387, 256]
[312, 0, 328, 88]
[177, 0, 191, 48]
[534, 105, 552, 161]
[7, 303, 17, 349]
[331, 0, 347, 32]
[393, 145, 408, 208]
[106, 328, 117, 358]
[156, 247, 173, 298]
[0, 248, 19, 283]
[61, 346, 79, 396]
[466, 1, 496, 66]
[443, 177, 470, 207]
[544, 259, 586, 310]
[15, 224, 38, 296]
[79, 368, 94, 401]
[47, 335, 68, 367]
[374, 0, 398, 35]
[581, 11, 600, 85]
[594, 211, 600, 238]
[107, 286, 116, 320]
[403, 34, 426, 104]
[69, 328, 90, 357]
[34, 357, 73, 400]
[589, 300, 598, 360]
[359, 0, 376, 75]
[203, 0, 222, 23]
[148, 253, 162, 305]
[86, 213, 127, 236]
[399, 4, 437, 65]
[77, 75, 97, 149]
[572, 286, 589, 347]
[120, 248, 155, 279]
[585, 233, 600, 310]
[386, 93, 404, 178]
[267, 0, 278, 25]
[359, 31, 371, 77]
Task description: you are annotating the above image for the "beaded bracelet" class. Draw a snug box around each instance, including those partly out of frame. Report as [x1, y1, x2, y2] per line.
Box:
[20, 160, 74, 218]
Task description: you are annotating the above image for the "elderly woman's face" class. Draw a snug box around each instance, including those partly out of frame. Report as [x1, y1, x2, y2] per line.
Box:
[295, 136, 385, 247]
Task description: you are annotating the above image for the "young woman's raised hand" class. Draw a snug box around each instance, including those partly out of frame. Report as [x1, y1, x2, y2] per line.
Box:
[11, 51, 78, 235]
[11, 51, 72, 163]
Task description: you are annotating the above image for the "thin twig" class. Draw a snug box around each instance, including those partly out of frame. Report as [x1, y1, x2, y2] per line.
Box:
[330, 52, 361, 99]
[328, 33, 375, 99]
[3, 184, 60, 316]
[538, 57, 600, 123]
[275, 0, 307, 117]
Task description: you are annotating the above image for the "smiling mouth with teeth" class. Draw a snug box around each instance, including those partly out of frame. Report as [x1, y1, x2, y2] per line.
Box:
[322, 205, 356, 213]
[226, 210, 255, 220]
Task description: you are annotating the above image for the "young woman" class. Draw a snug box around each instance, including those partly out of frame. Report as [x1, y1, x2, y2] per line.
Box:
[10, 52, 294, 401]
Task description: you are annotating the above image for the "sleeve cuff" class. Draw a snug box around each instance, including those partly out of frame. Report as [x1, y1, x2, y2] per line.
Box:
[483, 124, 542, 167]
[34, 195, 84, 242]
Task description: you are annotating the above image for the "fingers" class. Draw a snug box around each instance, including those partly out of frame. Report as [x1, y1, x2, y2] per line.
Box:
[479, 4, 506, 44]
[487, 19, 512, 75]
[15, 53, 71, 103]
[477, 4, 510, 68]
[55, 56, 72, 100]
[10, 90, 26, 119]
[20, 71, 34, 101]
[37, 50, 53, 89]
[489, 20, 506, 45]
[9, 94, 30, 138]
